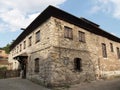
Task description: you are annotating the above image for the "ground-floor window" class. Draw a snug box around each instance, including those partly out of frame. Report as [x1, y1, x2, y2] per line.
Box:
[74, 58, 82, 72]
[34, 58, 39, 73]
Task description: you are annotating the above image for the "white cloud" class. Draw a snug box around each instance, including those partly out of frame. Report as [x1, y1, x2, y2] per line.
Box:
[91, 0, 120, 19]
[90, 6, 101, 14]
[109, 32, 116, 36]
[0, 0, 67, 32]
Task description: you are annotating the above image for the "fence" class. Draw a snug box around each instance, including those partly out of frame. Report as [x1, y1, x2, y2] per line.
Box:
[0, 70, 20, 79]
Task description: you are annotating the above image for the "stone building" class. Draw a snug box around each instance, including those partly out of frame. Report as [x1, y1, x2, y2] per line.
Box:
[0, 49, 8, 60]
[0, 60, 10, 69]
[0, 49, 12, 69]
[9, 6, 120, 86]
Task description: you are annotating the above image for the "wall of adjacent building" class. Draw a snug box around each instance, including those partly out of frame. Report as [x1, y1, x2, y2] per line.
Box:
[0, 50, 8, 59]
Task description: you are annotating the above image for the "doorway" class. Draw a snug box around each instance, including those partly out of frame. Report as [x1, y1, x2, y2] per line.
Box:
[18, 56, 28, 79]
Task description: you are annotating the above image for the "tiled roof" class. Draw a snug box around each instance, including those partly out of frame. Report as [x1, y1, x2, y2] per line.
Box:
[0, 60, 9, 65]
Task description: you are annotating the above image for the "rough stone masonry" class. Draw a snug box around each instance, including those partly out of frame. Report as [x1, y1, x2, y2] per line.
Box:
[9, 6, 120, 87]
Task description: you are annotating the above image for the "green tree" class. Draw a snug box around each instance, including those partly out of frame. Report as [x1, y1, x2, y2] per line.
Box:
[2, 40, 14, 54]
[3, 44, 11, 54]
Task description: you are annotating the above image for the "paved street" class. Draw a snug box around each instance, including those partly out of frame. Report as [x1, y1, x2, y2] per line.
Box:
[0, 78, 120, 90]
[0, 78, 50, 90]
[70, 78, 120, 90]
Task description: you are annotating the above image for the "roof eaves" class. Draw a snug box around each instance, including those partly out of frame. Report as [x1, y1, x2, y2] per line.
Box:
[10, 5, 120, 51]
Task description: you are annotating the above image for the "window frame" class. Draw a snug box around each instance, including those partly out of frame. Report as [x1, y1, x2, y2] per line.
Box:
[110, 43, 114, 52]
[102, 43, 107, 58]
[78, 31, 86, 42]
[23, 40, 26, 49]
[20, 44, 22, 52]
[28, 36, 32, 46]
[17, 46, 18, 53]
[34, 58, 39, 73]
[35, 31, 40, 43]
[117, 47, 120, 59]
[74, 58, 82, 72]
[64, 26, 73, 39]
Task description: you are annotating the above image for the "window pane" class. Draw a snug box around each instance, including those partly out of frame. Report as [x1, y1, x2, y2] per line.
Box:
[20, 44, 22, 52]
[117, 47, 120, 59]
[24, 41, 26, 49]
[64, 26, 73, 39]
[110, 43, 114, 52]
[102, 43, 107, 58]
[36, 31, 40, 43]
[29, 36, 32, 46]
[34, 58, 39, 73]
[79, 31, 85, 42]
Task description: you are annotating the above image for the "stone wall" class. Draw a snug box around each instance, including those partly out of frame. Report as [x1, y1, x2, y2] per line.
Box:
[87, 32, 120, 79]
[49, 17, 120, 85]
[50, 18, 120, 79]
[27, 47, 52, 86]
[26, 17, 96, 86]
[45, 17, 96, 86]
[49, 47, 95, 86]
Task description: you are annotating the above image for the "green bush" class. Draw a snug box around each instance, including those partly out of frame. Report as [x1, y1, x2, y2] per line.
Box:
[0, 67, 7, 71]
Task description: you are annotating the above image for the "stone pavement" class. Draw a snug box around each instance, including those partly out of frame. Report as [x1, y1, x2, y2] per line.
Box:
[0, 78, 50, 90]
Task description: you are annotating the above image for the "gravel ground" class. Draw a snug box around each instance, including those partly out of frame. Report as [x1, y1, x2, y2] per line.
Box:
[70, 78, 120, 90]
[0, 78, 120, 90]
[0, 78, 50, 90]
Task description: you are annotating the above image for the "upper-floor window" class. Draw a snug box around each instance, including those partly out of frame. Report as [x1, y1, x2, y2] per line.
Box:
[64, 26, 73, 39]
[34, 58, 39, 73]
[35, 31, 40, 43]
[23, 41, 26, 49]
[17, 46, 18, 53]
[110, 43, 114, 52]
[14, 48, 16, 54]
[20, 44, 22, 52]
[102, 43, 107, 58]
[28, 36, 32, 46]
[79, 31, 85, 42]
[116, 47, 120, 59]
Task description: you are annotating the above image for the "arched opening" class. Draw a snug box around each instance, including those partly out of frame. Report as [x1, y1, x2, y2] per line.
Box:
[74, 58, 82, 72]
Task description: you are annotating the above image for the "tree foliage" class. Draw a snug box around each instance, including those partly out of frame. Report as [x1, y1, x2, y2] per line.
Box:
[2, 44, 11, 54]
[0, 40, 14, 54]
[0, 67, 7, 71]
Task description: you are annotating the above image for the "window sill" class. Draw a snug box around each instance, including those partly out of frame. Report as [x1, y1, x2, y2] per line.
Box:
[103, 57, 108, 59]
[79, 40, 86, 43]
[34, 71, 39, 74]
[35, 40, 40, 43]
[64, 37, 73, 40]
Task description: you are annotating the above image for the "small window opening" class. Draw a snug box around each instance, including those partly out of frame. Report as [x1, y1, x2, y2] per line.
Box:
[74, 58, 82, 72]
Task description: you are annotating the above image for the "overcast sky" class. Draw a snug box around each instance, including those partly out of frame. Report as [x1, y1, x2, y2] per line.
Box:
[0, 0, 120, 47]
